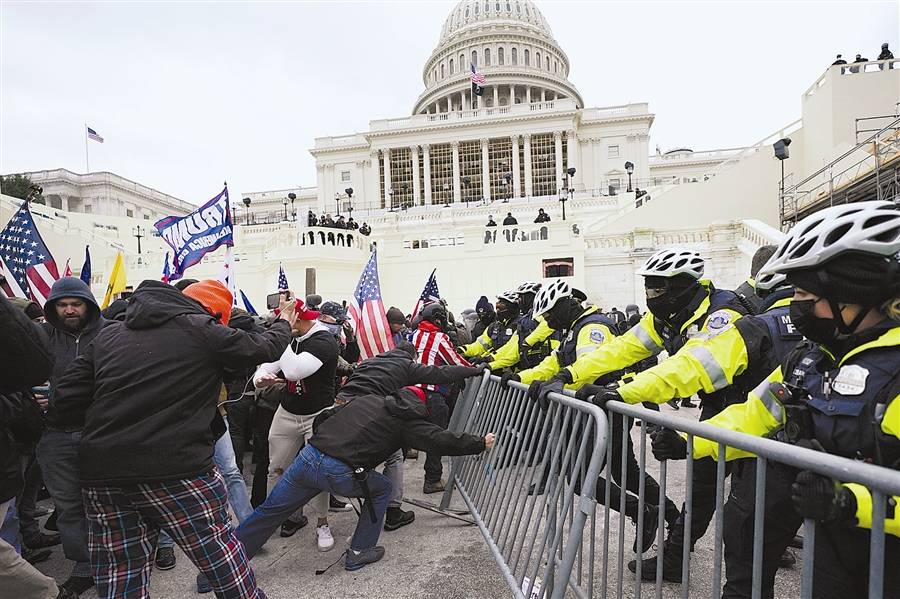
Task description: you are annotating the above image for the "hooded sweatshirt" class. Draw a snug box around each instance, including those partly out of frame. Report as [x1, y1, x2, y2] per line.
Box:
[41, 278, 106, 423]
[309, 388, 485, 469]
[50, 280, 292, 485]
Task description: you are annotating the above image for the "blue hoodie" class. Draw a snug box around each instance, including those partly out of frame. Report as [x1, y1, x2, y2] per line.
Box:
[41, 277, 106, 421]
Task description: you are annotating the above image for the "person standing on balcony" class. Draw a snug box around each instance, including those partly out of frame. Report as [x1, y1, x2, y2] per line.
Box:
[502, 212, 518, 225]
[879, 43, 894, 70]
[307, 210, 317, 227]
[832, 54, 847, 66]
[850, 53, 868, 73]
[486, 215, 497, 227]
[534, 208, 551, 223]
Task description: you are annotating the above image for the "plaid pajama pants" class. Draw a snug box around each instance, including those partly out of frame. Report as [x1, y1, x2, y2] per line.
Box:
[83, 468, 266, 599]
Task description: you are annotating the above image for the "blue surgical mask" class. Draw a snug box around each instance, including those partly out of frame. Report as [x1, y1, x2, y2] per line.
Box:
[323, 322, 342, 337]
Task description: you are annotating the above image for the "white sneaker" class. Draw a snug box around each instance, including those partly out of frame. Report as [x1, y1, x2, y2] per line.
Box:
[316, 524, 335, 552]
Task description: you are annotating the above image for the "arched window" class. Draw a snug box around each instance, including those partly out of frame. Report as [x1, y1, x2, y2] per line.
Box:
[512, 47, 518, 65]
[484, 48, 491, 66]
[474, 3, 479, 13]
[449, 58, 454, 74]
[524, 48, 530, 66]
[554, 60, 558, 73]
[535, 51, 541, 68]
[485, 2, 490, 11]
[545, 56, 550, 70]
[440, 63, 445, 78]
[498, 47, 504, 65]
[460, 53, 465, 69]
[471, 50, 477, 67]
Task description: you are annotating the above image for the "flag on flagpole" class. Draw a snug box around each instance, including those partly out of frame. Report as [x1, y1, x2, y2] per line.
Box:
[101, 252, 127, 309]
[239, 290, 258, 316]
[277, 264, 289, 291]
[161, 252, 172, 283]
[86, 126, 104, 143]
[0, 201, 60, 304]
[79, 246, 92, 284]
[470, 62, 485, 100]
[347, 249, 394, 360]
[154, 186, 233, 280]
[218, 246, 238, 307]
[64, 259, 72, 277]
[412, 268, 440, 318]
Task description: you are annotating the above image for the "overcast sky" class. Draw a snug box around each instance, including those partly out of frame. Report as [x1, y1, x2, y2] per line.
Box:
[1, 1, 896, 205]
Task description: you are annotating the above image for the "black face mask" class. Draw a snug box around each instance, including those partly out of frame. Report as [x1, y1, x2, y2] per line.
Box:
[646, 284, 698, 323]
[789, 299, 839, 347]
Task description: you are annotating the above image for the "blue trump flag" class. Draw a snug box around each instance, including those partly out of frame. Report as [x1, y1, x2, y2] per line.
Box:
[154, 187, 233, 279]
[79, 245, 92, 284]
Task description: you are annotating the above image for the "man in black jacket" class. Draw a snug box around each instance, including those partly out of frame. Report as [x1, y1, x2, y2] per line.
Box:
[51, 280, 294, 599]
[338, 343, 483, 530]
[0, 294, 79, 599]
[235, 385, 493, 571]
[36, 276, 107, 595]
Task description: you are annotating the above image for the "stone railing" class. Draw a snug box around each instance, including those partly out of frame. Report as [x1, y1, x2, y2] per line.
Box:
[299, 226, 366, 250]
[805, 59, 899, 97]
[370, 98, 578, 131]
[482, 223, 551, 244]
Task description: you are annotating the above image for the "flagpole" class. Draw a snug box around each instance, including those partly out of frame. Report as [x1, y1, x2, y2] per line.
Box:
[84, 123, 90, 173]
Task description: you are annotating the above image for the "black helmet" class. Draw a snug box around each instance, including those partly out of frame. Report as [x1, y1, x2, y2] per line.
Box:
[420, 302, 449, 330]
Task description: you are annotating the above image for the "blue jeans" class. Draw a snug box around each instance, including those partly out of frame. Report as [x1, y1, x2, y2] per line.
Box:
[236, 444, 391, 558]
[37, 429, 91, 577]
[0, 498, 21, 552]
[215, 422, 253, 523]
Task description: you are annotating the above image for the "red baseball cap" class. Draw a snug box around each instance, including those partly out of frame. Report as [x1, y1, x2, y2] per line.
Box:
[294, 298, 321, 321]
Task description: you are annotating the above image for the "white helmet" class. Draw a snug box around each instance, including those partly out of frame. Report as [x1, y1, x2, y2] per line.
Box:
[517, 281, 542, 294]
[533, 279, 571, 317]
[753, 269, 787, 292]
[497, 291, 519, 304]
[763, 201, 900, 275]
[636, 248, 705, 279]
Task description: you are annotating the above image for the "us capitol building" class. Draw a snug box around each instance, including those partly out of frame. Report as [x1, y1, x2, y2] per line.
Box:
[4, 0, 898, 312]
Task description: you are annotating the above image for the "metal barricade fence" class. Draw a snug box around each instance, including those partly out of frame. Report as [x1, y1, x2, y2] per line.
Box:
[441, 374, 900, 599]
[440, 373, 609, 599]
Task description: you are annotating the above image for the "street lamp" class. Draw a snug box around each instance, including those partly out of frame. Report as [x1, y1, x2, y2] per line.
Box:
[624, 161, 635, 192]
[345, 188, 354, 221]
[462, 176, 471, 207]
[400, 183, 409, 210]
[387, 187, 395, 212]
[132, 225, 144, 255]
[242, 197, 252, 224]
[282, 197, 289, 221]
[774, 138, 792, 225]
[559, 167, 576, 221]
[288, 192, 296, 221]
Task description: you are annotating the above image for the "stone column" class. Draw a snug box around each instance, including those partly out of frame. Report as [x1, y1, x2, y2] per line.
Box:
[523, 133, 533, 197]
[481, 138, 491, 202]
[511, 135, 521, 198]
[460, 91, 465, 111]
[446, 96, 452, 112]
[383, 149, 392, 209]
[369, 151, 380, 209]
[554, 131, 564, 192]
[451, 141, 461, 204]
[526, 87, 531, 104]
[541, 89, 546, 102]
[566, 130, 578, 184]
[509, 84, 515, 105]
[411, 145, 422, 206]
[492, 86, 499, 108]
[423, 144, 432, 204]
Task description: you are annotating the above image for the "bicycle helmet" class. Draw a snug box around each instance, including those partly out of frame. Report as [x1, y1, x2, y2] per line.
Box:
[497, 291, 520, 305]
[532, 279, 571, 317]
[517, 281, 542, 294]
[762, 201, 900, 274]
[636, 248, 705, 279]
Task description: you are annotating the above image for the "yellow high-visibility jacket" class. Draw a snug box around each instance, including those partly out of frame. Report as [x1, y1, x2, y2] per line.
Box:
[488, 317, 556, 371]
[693, 327, 900, 538]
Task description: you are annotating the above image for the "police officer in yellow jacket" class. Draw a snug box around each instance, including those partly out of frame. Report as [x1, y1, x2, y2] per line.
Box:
[461, 291, 520, 362]
[502, 279, 680, 552]
[536, 248, 749, 576]
[487, 282, 558, 372]
[653, 201, 900, 599]
[584, 261, 801, 588]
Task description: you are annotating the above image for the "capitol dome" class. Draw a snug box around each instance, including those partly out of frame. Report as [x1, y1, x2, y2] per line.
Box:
[412, 0, 583, 115]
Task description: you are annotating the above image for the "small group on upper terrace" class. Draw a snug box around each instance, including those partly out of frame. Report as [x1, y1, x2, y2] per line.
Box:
[307, 209, 371, 236]
[831, 42, 894, 71]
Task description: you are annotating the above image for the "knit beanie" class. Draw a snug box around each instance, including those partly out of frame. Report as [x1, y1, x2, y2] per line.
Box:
[386, 306, 407, 326]
[786, 253, 899, 306]
[475, 295, 493, 315]
[182, 280, 233, 326]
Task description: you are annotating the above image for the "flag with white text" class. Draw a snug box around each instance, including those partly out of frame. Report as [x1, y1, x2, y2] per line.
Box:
[154, 186, 233, 279]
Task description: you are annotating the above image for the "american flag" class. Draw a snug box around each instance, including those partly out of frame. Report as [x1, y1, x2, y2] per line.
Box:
[348, 250, 394, 359]
[87, 126, 104, 143]
[278, 265, 289, 291]
[63, 259, 72, 277]
[470, 62, 486, 85]
[412, 268, 440, 318]
[0, 202, 60, 304]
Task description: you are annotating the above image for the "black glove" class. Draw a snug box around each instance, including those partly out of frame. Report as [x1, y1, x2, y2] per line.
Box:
[650, 428, 688, 460]
[527, 378, 565, 410]
[468, 356, 489, 366]
[575, 385, 621, 408]
[500, 372, 520, 389]
[790, 471, 856, 524]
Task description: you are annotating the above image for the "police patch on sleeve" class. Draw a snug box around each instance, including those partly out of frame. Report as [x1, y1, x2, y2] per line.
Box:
[706, 310, 732, 332]
[589, 329, 606, 344]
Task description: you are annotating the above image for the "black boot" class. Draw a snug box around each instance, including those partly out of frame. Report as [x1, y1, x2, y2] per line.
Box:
[630, 505, 659, 554]
[628, 542, 683, 582]
[384, 507, 415, 531]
